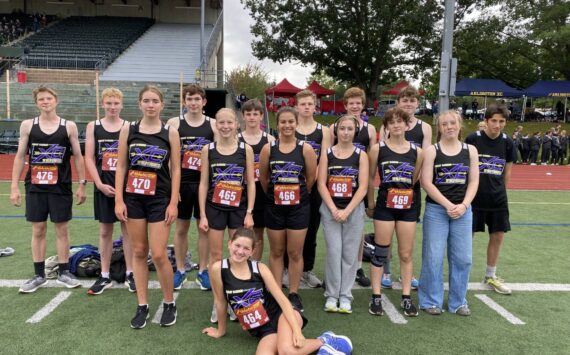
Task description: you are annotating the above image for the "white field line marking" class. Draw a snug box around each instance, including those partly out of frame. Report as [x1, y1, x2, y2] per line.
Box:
[152, 292, 180, 324]
[474, 294, 525, 325]
[2, 280, 570, 291]
[509, 202, 570, 205]
[381, 294, 407, 324]
[26, 291, 72, 323]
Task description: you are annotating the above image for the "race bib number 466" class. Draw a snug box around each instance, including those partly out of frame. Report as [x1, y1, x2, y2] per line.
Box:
[126, 170, 157, 196]
[274, 184, 300, 205]
[31, 165, 58, 185]
[386, 188, 413, 210]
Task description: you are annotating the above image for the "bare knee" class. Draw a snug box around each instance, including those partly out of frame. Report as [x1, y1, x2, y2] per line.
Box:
[399, 252, 413, 264]
[151, 251, 168, 266]
[288, 250, 302, 263]
[132, 245, 149, 260]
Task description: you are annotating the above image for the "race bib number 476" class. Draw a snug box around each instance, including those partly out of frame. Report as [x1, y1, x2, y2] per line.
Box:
[31, 165, 58, 185]
[102, 151, 118, 171]
[126, 170, 157, 196]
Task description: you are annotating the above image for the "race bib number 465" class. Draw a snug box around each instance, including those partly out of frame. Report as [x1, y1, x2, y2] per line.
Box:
[31, 165, 58, 185]
[126, 170, 157, 196]
[212, 181, 242, 207]
[386, 188, 413, 210]
[274, 184, 300, 205]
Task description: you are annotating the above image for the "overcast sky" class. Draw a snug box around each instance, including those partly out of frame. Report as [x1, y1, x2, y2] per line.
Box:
[223, 1, 314, 88]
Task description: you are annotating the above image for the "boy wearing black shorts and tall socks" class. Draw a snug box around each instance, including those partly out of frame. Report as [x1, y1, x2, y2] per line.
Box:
[11, 86, 87, 293]
[465, 104, 514, 295]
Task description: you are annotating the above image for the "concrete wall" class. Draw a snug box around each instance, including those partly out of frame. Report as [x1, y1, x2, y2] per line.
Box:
[0, 0, 221, 24]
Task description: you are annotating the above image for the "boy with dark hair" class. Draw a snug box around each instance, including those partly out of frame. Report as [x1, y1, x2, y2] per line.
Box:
[465, 104, 514, 295]
[168, 84, 219, 291]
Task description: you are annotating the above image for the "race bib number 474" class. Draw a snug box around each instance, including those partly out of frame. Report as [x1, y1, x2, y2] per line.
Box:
[182, 150, 202, 171]
[126, 170, 157, 196]
[102, 151, 118, 172]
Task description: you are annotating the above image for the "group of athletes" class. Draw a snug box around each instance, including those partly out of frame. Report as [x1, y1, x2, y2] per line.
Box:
[9, 83, 514, 355]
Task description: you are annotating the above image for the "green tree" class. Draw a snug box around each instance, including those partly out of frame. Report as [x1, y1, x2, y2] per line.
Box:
[454, 0, 570, 87]
[242, 0, 445, 105]
[226, 63, 270, 100]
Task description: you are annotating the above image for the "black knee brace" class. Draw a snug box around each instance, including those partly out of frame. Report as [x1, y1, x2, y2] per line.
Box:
[371, 243, 390, 268]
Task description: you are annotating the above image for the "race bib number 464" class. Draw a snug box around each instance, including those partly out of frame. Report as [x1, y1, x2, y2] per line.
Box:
[126, 170, 157, 196]
[386, 188, 413, 210]
[31, 165, 58, 185]
[274, 184, 300, 205]
[235, 299, 270, 330]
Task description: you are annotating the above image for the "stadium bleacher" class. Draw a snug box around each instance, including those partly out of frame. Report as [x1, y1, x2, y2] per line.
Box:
[16, 16, 154, 70]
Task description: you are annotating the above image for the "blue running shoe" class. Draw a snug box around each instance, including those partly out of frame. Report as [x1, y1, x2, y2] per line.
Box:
[398, 276, 419, 290]
[196, 269, 211, 291]
[317, 344, 343, 355]
[173, 271, 187, 291]
[381, 273, 393, 289]
[318, 331, 353, 355]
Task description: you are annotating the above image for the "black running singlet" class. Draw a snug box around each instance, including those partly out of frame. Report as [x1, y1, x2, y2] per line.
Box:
[376, 141, 418, 209]
[238, 132, 268, 183]
[94, 119, 124, 188]
[326, 147, 361, 209]
[207, 142, 247, 210]
[405, 119, 425, 148]
[178, 115, 214, 183]
[296, 123, 324, 159]
[267, 140, 307, 205]
[426, 143, 470, 205]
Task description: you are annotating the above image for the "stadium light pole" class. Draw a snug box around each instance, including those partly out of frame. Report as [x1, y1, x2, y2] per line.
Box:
[200, 0, 206, 81]
[438, 0, 457, 112]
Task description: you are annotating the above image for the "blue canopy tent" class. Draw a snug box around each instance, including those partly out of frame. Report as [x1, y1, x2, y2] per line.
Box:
[524, 80, 570, 122]
[454, 79, 524, 118]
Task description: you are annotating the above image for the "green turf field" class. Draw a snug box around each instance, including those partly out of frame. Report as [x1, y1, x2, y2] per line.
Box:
[0, 182, 569, 354]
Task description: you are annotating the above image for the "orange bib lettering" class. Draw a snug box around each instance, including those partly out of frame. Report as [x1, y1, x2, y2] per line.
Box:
[328, 176, 353, 198]
[126, 170, 157, 196]
[182, 150, 202, 171]
[102, 151, 118, 172]
[274, 184, 300, 205]
[386, 188, 413, 209]
[254, 162, 260, 182]
[212, 181, 242, 207]
[235, 299, 270, 330]
[31, 165, 58, 185]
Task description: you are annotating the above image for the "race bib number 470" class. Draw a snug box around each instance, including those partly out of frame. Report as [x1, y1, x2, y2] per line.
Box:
[126, 170, 157, 196]
[31, 165, 58, 185]
[386, 188, 413, 210]
[274, 184, 300, 205]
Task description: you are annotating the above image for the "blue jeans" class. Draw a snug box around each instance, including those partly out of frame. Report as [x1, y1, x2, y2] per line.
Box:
[419, 203, 473, 312]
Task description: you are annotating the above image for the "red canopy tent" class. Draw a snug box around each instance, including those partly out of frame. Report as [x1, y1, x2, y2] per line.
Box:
[265, 79, 303, 96]
[382, 80, 425, 96]
[305, 80, 336, 97]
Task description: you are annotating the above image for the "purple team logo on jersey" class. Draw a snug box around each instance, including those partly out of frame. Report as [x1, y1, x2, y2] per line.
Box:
[230, 287, 264, 310]
[435, 163, 469, 185]
[353, 142, 366, 151]
[129, 144, 168, 169]
[211, 163, 245, 185]
[181, 137, 211, 153]
[254, 153, 260, 163]
[479, 155, 505, 176]
[306, 140, 321, 158]
[271, 161, 303, 183]
[31, 144, 66, 164]
[382, 162, 414, 184]
[331, 167, 359, 178]
[98, 140, 119, 155]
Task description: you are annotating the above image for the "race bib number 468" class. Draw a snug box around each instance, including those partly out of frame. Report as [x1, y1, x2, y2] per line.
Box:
[386, 188, 413, 210]
[126, 170, 157, 196]
[328, 176, 353, 198]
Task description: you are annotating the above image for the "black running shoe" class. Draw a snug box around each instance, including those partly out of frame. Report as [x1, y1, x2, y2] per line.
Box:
[369, 295, 383, 316]
[125, 273, 136, 293]
[160, 303, 177, 327]
[87, 277, 112, 295]
[401, 298, 418, 317]
[288, 292, 304, 312]
[356, 268, 371, 287]
[131, 305, 149, 329]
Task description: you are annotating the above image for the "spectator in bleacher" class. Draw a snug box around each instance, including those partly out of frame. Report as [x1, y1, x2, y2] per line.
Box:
[84, 88, 136, 295]
[10, 86, 87, 293]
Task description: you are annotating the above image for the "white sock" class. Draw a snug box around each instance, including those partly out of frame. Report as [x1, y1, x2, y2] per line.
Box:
[126, 271, 133, 277]
[486, 266, 496, 278]
[101, 272, 110, 279]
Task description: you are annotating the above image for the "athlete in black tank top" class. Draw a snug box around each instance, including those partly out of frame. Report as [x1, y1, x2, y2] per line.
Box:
[426, 143, 471, 205]
[178, 115, 215, 183]
[206, 141, 248, 210]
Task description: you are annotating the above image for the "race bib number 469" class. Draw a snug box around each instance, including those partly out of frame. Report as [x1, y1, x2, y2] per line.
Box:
[386, 188, 413, 210]
[31, 165, 58, 185]
[274, 184, 300, 205]
[126, 170, 157, 196]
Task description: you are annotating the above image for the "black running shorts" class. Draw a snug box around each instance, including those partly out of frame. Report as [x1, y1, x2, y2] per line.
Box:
[26, 191, 72, 223]
[264, 201, 310, 230]
[125, 195, 170, 223]
[472, 209, 511, 234]
[94, 190, 118, 224]
[177, 182, 201, 220]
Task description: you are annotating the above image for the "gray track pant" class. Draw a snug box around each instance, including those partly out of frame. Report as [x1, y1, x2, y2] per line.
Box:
[320, 202, 365, 301]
